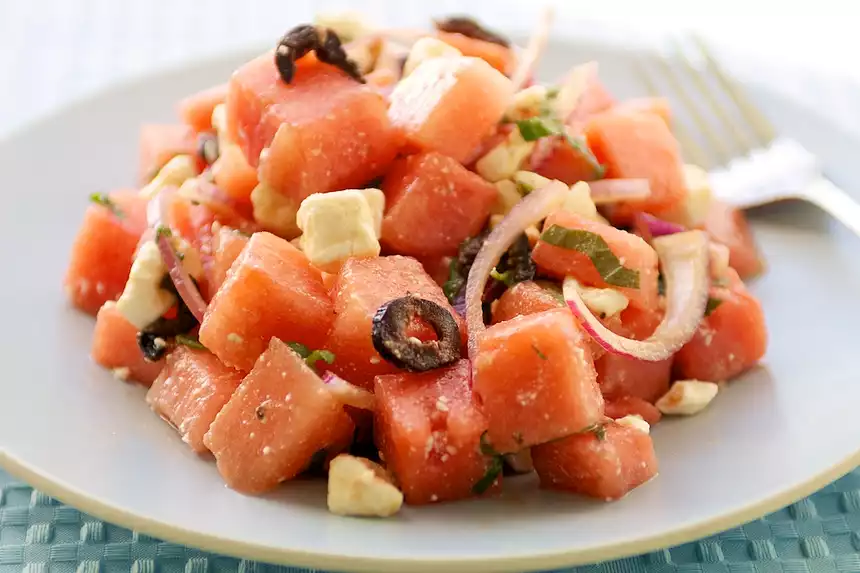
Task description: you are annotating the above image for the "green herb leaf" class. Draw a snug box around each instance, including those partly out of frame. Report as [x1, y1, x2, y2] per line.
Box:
[583, 422, 607, 441]
[89, 192, 123, 218]
[516, 116, 563, 141]
[479, 432, 499, 457]
[286, 341, 311, 358]
[473, 456, 503, 494]
[704, 297, 723, 317]
[545, 86, 560, 100]
[515, 180, 535, 195]
[443, 257, 466, 304]
[175, 333, 207, 350]
[532, 343, 547, 360]
[155, 225, 173, 241]
[489, 268, 515, 287]
[306, 349, 336, 370]
[539, 225, 640, 289]
[657, 272, 666, 297]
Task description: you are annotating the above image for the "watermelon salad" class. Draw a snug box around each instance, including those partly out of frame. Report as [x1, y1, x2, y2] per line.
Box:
[64, 12, 767, 517]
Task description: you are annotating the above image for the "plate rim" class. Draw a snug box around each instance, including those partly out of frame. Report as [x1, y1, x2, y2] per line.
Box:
[2, 44, 859, 573]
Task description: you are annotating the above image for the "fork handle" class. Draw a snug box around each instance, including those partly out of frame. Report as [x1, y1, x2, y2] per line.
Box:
[801, 177, 860, 238]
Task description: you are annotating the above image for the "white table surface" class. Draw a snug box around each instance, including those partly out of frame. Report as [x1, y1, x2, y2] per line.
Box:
[1, 0, 858, 138]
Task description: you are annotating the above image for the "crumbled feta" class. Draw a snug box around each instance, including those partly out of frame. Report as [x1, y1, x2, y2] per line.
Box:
[615, 415, 650, 434]
[139, 155, 199, 200]
[656, 380, 719, 416]
[296, 189, 382, 272]
[250, 182, 300, 238]
[313, 11, 375, 43]
[708, 241, 731, 283]
[327, 454, 403, 517]
[403, 37, 462, 77]
[476, 129, 535, 183]
[116, 241, 176, 330]
[112, 367, 131, 382]
[561, 181, 600, 221]
[513, 170, 551, 193]
[567, 277, 629, 319]
[491, 180, 522, 216]
[505, 85, 549, 121]
[660, 164, 713, 228]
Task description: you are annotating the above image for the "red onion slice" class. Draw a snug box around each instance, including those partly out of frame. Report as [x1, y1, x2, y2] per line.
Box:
[635, 212, 686, 240]
[146, 186, 176, 228]
[465, 180, 569, 357]
[322, 371, 376, 411]
[588, 179, 651, 205]
[156, 231, 208, 324]
[563, 230, 710, 361]
[509, 7, 553, 91]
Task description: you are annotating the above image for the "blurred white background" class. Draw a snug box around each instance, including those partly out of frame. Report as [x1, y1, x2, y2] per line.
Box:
[0, 0, 858, 135]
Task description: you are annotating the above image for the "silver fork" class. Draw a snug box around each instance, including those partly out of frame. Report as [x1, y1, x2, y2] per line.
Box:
[635, 35, 860, 237]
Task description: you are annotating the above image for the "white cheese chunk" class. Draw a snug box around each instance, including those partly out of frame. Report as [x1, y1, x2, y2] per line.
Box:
[403, 37, 462, 77]
[567, 277, 629, 319]
[505, 85, 548, 121]
[513, 170, 551, 193]
[116, 241, 176, 330]
[327, 454, 403, 517]
[561, 181, 601, 221]
[250, 182, 300, 238]
[490, 180, 522, 216]
[476, 129, 535, 183]
[139, 155, 199, 199]
[615, 415, 650, 434]
[656, 380, 719, 416]
[296, 189, 381, 272]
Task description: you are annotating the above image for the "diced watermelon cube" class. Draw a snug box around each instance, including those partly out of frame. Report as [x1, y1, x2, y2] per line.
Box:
[584, 110, 686, 220]
[532, 421, 658, 500]
[199, 232, 335, 371]
[610, 97, 671, 127]
[527, 137, 603, 185]
[177, 83, 228, 133]
[207, 226, 249, 296]
[491, 281, 564, 325]
[212, 144, 258, 204]
[204, 338, 355, 493]
[435, 32, 515, 74]
[531, 211, 660, 311]
[325, 256, 465, 391]
[674, 268, 767, 381]
[226, 52, 401, 202]
[704, 200, 764, 280]
[374, 360, 496, 504]
[147, 346, 244, 452]
[604, 396, 662, 425]
[138, 124, 197, 183]
[388, 56, 513, 163]
[65, 191, 149, 314]
[91, 302, 164, 386]
[473, 309, 604, 453]
[381, 152, 497, 257]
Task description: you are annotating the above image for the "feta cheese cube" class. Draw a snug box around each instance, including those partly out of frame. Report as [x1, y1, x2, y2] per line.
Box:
[561, 181, 600, 220]
[615, 414, 650, 434]
[356, 187, 385, 238]
[566, 277, 629, 319]
[476, 129, 535, 183]
[656, 380, 719, 416]
[681, 164, 713, 228]
[505, 85, 548, 121]
[490, 180, 522, 216]
[139, 155, 199, 200]
[403, 37, 462, 77]
[327, 454, 403, 517]
[296, 189, 381, 272]
[116, 241, 176, 330]
[250, 182, 300, 238]
[513, 170, 551, 193]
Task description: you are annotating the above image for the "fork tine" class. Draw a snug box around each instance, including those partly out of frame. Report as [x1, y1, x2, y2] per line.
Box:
[690, 34, 777, 146]
[631, 56, 712, 169]
[645, 47, 735, 167]
[669, 36, 758, 154]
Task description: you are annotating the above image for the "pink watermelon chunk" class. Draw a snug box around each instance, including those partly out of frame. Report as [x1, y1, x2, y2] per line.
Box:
[473, 309, 604, 453]
[324, 256, 465, 391]
[204, 337, 355, 493]
[388, 56, 513, 163]
[199, 232, 335, 372]
[91, 302, 164, 386]
[138, 124, 197, 183]
[147, 346, 244, 453]
[532, 421, 658, 501]
[375, 360, 497, 504]
[226, 52, 402, 202]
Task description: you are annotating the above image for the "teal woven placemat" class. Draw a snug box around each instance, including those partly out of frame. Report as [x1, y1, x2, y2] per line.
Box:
[2, 468, 860, 573]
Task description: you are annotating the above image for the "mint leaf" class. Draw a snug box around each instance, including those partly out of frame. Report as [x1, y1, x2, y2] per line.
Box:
[539, 225, 640, 289]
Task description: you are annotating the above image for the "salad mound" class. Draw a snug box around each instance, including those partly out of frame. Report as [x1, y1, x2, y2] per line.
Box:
[64, 11, 767, 517]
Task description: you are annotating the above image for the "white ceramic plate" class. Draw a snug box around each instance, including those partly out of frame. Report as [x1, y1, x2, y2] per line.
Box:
[1, 31, 860, 573]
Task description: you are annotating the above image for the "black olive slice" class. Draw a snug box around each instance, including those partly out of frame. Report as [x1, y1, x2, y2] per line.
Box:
[137, 332, 169, 362]
[434, 16, 510, 47]
[371, 296, 461, 372]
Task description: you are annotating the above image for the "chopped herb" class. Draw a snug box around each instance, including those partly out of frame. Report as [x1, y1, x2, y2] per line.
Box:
[531, 343, 547, 360]
[545, 86, 560, 100]
[583, 422, 607, 441]
[474, 432, 504, 494]
[490, 268, 514, 287]
[515, 180, 534, 195]
[286, 341, 311, 358]
[516, 116, 560, 141]
[89, 192, 123, 218]
[657, 272, 666, 296]
[155, 225, 173, 241]
[539, 225, 640, 289]
[704, 297, 723, 317]
[175, 334, 206, 350]
[443, 257, 467, 304]
[434, 15, 510, 47]
[306, 349, 336, 370]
